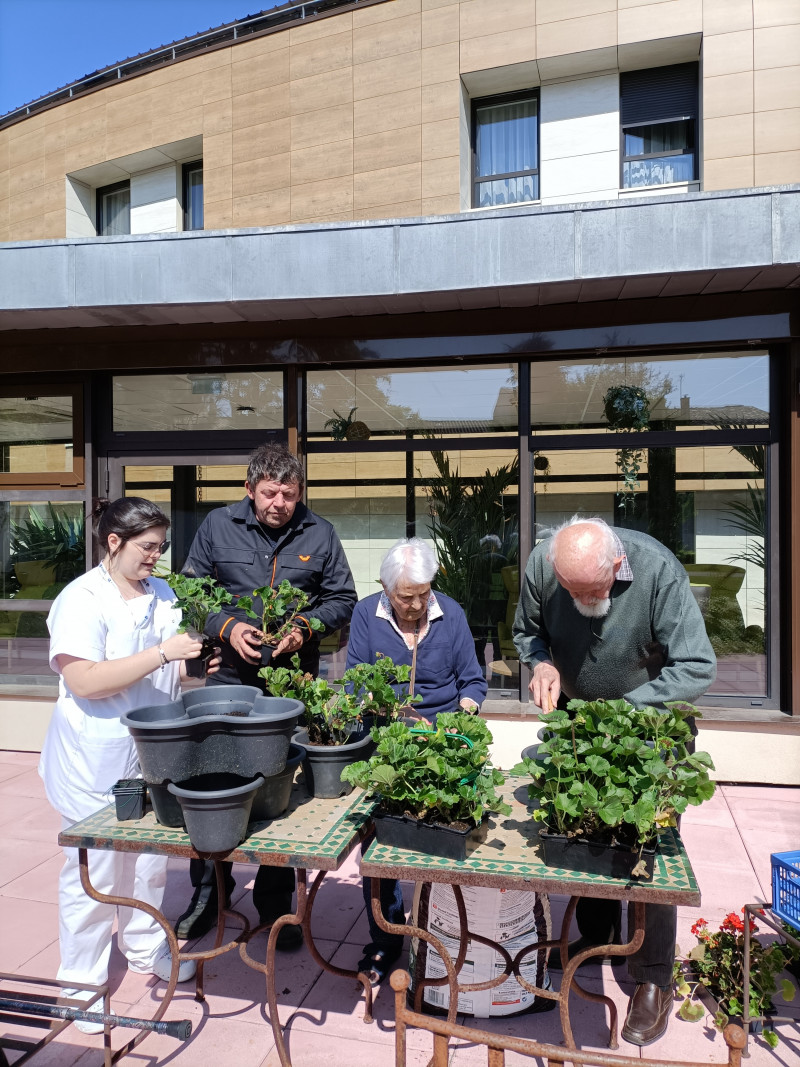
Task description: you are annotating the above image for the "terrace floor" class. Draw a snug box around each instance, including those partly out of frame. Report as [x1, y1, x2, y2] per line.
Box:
[1, 748, 799, 1067]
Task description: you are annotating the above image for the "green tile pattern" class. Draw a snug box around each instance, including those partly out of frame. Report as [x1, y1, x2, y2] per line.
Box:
[59, 782, 376, 872]
[362, 779, 701, 905]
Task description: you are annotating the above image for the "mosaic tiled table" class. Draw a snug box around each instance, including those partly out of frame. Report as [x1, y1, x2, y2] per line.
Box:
[59, 782, 376, 1066]
[361, 778, 700, 1053]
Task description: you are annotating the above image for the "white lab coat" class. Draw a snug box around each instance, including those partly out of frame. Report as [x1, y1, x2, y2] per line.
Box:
[39, 565, 183, 986]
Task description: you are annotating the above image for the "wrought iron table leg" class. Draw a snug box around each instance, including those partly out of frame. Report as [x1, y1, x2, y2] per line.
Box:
[238, 867, 376, 1067]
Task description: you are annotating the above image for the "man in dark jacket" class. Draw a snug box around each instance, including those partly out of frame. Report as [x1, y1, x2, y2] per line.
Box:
[175, 443, 357, 945]
[513, 515, 716, 1048]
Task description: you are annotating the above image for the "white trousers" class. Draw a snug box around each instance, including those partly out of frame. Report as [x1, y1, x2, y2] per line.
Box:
[57, 816, 169, 987]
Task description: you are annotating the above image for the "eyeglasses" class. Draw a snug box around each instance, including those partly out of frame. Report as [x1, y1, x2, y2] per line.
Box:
[130, 539, 170, 558]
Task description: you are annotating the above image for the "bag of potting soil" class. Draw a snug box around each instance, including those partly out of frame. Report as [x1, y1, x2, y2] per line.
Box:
[408, 883, 552, 1017]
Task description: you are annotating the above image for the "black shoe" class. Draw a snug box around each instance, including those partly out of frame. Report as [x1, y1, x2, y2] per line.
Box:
[548, 935, 625, 970]
[259, 913, 304, 951]
[175, 889, 230, 940]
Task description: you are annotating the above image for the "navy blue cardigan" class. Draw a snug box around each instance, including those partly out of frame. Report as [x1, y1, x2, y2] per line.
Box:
[345, 591, 487, 719]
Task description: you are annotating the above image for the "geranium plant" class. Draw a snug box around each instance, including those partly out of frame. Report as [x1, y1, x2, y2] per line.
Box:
[674, 910, 798, 1048]
[239, 579, 324, 646]
[512, 698, 716, 876]
[341, 653, 422, 723]
[341, 713, 511, 827]
[164, 572, 234, 635]
[258, 653, 362, 745]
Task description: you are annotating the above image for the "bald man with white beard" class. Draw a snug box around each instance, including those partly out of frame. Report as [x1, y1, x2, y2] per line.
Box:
[513, 515, 715, 1047]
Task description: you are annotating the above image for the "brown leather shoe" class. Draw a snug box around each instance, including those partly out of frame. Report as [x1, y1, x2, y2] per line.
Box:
[621, 982, 672, 1046]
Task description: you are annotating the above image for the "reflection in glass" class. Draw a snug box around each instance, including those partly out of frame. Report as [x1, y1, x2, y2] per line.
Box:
[112, 372, 284, 432]
[308, 365, 517, 438]
[531, 351, 769, 433]
[531, 445, 766, 698]
[622, 119, 694, 188]
[477, 174, 539, 207]
[0, 610, 52, 684]
[0, 395, 74, 473]
[1, 501, 85, 600]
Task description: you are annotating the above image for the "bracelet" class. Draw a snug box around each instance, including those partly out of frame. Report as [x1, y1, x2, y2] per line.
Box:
[157, 645, 168, 669]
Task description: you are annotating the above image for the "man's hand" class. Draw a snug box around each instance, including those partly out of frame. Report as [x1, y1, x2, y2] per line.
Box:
[530, 661, 561, 713]
[273, 625, 304, 658]
[229, 622, 264, 664]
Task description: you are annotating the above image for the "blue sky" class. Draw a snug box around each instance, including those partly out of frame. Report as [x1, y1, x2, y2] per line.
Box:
[0, 0, 283, 116]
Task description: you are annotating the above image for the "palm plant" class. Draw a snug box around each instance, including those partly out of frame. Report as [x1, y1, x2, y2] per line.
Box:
[9, 505, 85, 583]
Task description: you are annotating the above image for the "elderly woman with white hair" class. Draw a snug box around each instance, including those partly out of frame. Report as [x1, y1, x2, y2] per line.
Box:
[345, 537, 487, 985]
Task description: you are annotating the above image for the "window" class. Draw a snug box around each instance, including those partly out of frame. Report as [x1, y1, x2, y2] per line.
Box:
[472, 90, 539, 208]
[620, 63, 698, 189]
[182, 160, 204, 230]
[96, 180, 130, 235]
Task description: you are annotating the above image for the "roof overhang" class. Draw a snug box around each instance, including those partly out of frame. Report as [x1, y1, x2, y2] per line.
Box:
[1, 186, 799, 334]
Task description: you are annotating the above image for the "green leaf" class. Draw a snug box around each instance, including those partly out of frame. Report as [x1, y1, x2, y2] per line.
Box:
[763, 1029, 779, 1049]
[678, 999, 705, 1023]
[781, 979, 795, 1002]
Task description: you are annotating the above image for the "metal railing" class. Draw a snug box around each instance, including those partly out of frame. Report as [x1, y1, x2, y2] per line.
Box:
[0, 0, 386, 130]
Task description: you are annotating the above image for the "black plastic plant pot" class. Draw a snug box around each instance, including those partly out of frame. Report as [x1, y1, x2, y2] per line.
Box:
[294, 727, 375, 799]
[148, 783, 185, 828]
[168, 773, 264, 855]
[112, 779, 147, 822]
[122, 692, 303, 785]
[184, 637, 218, 679]
[249, 743, 305, 822]
[539, 829, 657, 880]
[183, 685, 261, 718]
[373, 810, 489, 861]
[520, 743, 540, 762]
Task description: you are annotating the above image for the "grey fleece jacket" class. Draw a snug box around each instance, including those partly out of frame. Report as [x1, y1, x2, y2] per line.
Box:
[512, 528, 716, 708]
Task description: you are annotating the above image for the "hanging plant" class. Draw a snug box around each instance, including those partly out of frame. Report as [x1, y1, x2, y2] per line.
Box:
[603, 385, 650, 510]
[324, 406, 371, 441]
[533, 453, 550, 493]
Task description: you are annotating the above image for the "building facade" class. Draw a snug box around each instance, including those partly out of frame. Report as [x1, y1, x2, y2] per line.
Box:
[1, 0, 799, 781]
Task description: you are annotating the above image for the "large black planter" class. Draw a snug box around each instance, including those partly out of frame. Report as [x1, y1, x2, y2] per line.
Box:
[250, 743, 305, 821]
[373, 810, 489, 861]
[168, 772, 264, 855]
[122, 690, 303, 785]
[294, 726, 375, 799]
[539, 829, 656, 880]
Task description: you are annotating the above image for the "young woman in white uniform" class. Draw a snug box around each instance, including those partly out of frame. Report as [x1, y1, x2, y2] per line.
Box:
[39, 497, 213, 1029]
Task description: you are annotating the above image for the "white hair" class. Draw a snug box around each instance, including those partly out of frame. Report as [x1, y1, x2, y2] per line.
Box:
[380, 537, 438, 591]
[548, 515, 618, 573]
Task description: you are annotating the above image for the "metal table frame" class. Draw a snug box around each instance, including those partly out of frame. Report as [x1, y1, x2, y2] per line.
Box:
[58, 785, 375, 1066]
[361, 780, 701, 1055]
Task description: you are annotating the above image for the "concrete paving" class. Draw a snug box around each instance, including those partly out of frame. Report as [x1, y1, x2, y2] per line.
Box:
[0, 749, 798, 1066]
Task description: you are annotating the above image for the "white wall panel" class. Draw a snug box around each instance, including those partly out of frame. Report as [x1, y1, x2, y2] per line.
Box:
[540, 74, 619, 203]
[130, 165, 180, 234]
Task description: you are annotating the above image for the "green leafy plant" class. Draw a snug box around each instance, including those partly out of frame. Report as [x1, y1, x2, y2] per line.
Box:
[239, 578, 324, 646]
[341, 653, 422, 723]
[258, 652, 362, 745]
[512, 698, 716, 876]
[324, 406, 371, 441]
[341, 712, 511, 827]
[163, 572, 235, 634]
[9, 504, 85, 584]
[674, 910, 798, 1048]
[424, 450, 519, 637]
[603, 384, 651, 511]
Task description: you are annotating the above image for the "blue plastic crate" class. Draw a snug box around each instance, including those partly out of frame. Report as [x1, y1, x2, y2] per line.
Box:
[771, 851, 800, 933]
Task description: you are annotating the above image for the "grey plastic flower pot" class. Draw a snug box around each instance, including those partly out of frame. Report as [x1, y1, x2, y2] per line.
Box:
[294, 727, 375, 799]
[121, 690, 303, 785]
[168, 773, 264, 855]
[249, 743, 305, 822]
[148, 782, 185, 828]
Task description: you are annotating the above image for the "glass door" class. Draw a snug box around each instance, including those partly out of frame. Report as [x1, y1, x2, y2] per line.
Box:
[107, 457, 248, 572]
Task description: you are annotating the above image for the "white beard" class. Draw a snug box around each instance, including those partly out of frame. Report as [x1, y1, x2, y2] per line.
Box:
[572, 597, 611, 619]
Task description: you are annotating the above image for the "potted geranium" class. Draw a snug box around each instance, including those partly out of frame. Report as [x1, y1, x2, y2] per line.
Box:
[512, 698, 716, 879]
[340, 652, 422, 727]
[341, 712, 511, 860]
[674, 910, 799, 1048]
[239, 579, 324, 664]
[164, 572, 233, 677]
[259, 654, 373, 798]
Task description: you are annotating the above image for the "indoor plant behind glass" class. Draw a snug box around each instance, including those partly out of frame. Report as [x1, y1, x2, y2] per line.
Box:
[513, 698, 716, 879]
[341, 712, 511, 860]
[603, 384, 650, 512]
